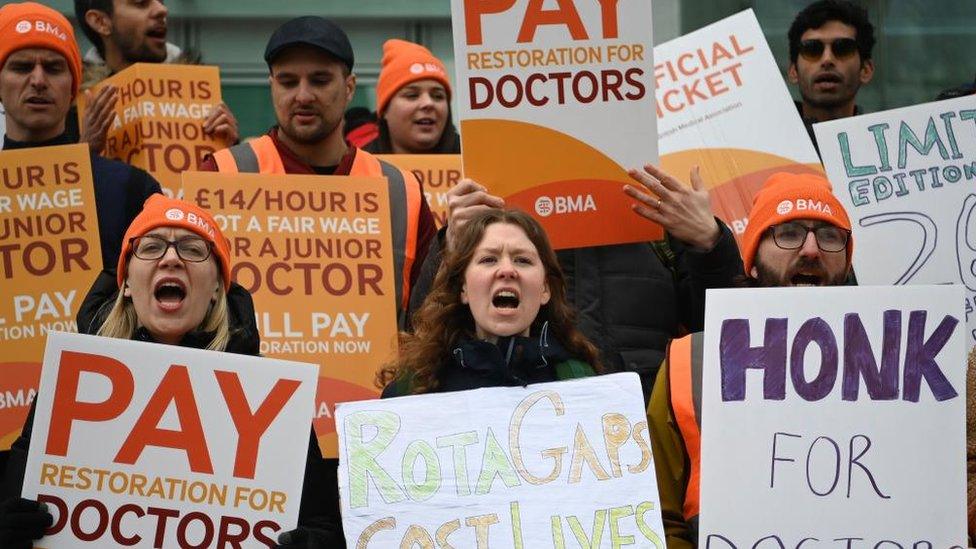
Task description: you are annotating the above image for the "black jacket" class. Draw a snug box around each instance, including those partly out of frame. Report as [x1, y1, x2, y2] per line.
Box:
[2, 132, 161, 269]
[2, 271, 330, 530]
[382, 328, 594, 398]
[408, 223, 743, 401]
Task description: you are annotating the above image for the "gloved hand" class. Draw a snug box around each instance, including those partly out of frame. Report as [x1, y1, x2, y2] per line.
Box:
[275, 520, 344, 549]
[0, 497, 53, 549]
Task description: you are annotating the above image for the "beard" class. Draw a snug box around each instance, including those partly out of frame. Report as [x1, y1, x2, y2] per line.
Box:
[279, 114, 336, 145]
[753, 256, 848, 287]
[114, 30, 167, 64]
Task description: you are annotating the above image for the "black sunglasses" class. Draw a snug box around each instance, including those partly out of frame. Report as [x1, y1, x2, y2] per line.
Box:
[798, 38, 859, 61]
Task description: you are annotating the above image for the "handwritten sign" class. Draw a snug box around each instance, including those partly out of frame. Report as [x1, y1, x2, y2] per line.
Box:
[451, 0, 660, 249]
[656, 10, 823, 246]
[0, 144, 101, 450]
[700, 286, 967, 547]
[22, 332, 318, 547]
[375, 154, 461, 228]
[79, 63, 226, 199]
[183, 172, 399, 457]
[337, 373, 666, 548]
[815, 94, 976, 347]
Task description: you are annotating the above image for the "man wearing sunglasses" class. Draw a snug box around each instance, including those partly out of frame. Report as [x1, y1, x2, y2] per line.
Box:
[787, 0, 876, 153]
[648, 172, 853, 548]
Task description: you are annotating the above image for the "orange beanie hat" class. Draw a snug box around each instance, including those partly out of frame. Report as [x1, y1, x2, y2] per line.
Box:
[118, 195, 233, 290]
[0, 2, 82, 99]
[741, 172, 853, 275]
[375, 39, 451, 116]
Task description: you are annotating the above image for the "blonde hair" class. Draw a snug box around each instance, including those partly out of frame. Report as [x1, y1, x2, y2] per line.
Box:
[97, 278, 231, 352]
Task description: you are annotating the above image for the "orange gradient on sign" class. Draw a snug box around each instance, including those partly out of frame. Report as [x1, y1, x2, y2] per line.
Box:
[182, 172, 398, 457]
[462, 119, 663, 249]
[0, 362, 41, 449]
[661, 147, 824, 247]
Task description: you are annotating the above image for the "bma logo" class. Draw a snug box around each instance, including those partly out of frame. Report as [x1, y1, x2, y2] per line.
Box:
[165, 208, 185, 221]
[20, 20, 67, 41]
[776, 200, 793, 215]
[410, 62, 444, 76]
[795, 198, 833, 215]
[535, 196, 554, 217]
[536, 194, 597, 217]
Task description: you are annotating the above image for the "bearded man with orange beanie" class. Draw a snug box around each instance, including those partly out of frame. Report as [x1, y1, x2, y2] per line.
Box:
[361, 38, 460, 154]
[0, 2, 160, 269]
[647, 172, 854, 548]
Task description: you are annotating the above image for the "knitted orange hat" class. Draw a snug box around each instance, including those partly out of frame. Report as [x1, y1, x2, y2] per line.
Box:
[375, 39, 451, 116]
[118, 195, 232, 290]
[741, 172, 853, 274]
[0, 2, 82, 99]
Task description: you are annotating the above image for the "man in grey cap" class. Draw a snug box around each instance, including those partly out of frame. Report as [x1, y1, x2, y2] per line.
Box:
[201, 16, 436, 328]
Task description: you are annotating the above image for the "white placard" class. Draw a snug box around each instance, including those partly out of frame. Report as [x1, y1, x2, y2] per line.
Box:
[815, 94, 976, 347]
[700, 286, 967, 547]
[337, 373, 666, 548]
[656, 9, 822, 241]
[22, 332, 319, 548]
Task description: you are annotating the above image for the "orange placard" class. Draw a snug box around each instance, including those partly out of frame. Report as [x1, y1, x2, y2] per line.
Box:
[182, 172, 398, 456]
[79, 63, 226, 199]
[375, 154, 461, 228]
[0, 144, 102, 449]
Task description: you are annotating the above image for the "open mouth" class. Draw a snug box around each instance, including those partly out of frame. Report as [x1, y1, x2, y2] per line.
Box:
[814, 73, 842, 85]
[146, 27, 167, 40]
[790, 273, 823, 286]
[25, 96, 53, 105]
[154, 279, 187, 309]
[492, 289, 520, 309]
[414, 117, 436, 127]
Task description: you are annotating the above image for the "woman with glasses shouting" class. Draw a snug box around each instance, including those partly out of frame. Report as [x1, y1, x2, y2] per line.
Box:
[1, 196, 338, 548]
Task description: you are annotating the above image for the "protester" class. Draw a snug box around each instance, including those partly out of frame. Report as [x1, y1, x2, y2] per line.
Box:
[201, 16, 437, 326]
[787, 0, 875, 152]
[410, 165, 742, 401]
[648, 172, 854, 547]
[0, 1, 160, 269]
[362, 39, 460, 155]
[74, 0, 238, 151]
[380, 208, 601, 396]
[0, 195, 334, 548]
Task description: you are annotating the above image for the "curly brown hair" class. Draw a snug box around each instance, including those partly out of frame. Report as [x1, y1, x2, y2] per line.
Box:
[376, 209, 602, 394]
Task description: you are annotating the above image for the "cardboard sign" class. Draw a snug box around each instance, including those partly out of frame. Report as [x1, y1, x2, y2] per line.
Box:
[451, 0, 661, 249]
[183, 172, 399, 457]
[815, 95, 976, 347]
[0, 144, 101, 450]
[79, 63, 226, 199]
[375, 154, 461, 228]
[656, 10, 823, 245]
[700, 286, 967, 546]
[337, 373, 666, 548]
[22, 332, 318, 548]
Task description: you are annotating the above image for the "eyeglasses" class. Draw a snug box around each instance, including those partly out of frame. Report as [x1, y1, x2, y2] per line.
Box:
[130, 235, 212, 262]
[768, 222, 849, 253]
[798, 38, 859, 61]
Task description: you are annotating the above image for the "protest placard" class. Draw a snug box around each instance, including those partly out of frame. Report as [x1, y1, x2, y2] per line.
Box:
[656, 9, 822, 245]
[79, 63, 226, 199]
[451, 0, 661, 249]
[183, 171, 399, 456]
[375, 154, 461, 228]
[22, 331, 318, 548]
[0, 144, 101, 450]
[815, 94, 976, 347]
[337, 373, 666, 548]
[699, 286, 967, 547]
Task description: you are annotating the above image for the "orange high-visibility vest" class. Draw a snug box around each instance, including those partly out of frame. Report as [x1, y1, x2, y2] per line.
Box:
[212, 136, 422, 322]
[668, 332, 704, 527]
